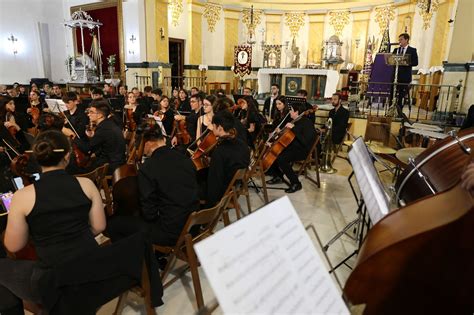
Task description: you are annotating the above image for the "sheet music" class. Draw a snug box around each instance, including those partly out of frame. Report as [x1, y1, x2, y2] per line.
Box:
[194, 196, 349, 315]
[348, 137, 390, 224]
[146, 114, 167, 136]
[45, 99, 67, 113]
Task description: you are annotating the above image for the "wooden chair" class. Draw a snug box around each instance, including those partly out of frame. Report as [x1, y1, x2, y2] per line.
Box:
[221, 168, 249, 226]
[246, 141, 269, 206]
[114, 262, 156, 315]
[153, 194, 232, 310]
[296, 135, 321, 188]
[76, 163, 113, 216]
[365, 115, 392, 146]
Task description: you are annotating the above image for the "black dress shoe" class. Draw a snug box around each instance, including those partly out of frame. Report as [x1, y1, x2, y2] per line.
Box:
[285, 182, 302, 193]
[266, 176, 283, 185]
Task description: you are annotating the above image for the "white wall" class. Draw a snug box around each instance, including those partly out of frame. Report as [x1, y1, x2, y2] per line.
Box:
[168, 0, 190, 63]
[122, 0, 146, 62]
[0, 0, 70, 84]
[201, 9, 225, 66]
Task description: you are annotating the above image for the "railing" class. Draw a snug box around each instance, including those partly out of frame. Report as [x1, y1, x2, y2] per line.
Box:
[162, 76, 206, 96]
[134, 73, 151, 91]
[349, 80, 464, 127]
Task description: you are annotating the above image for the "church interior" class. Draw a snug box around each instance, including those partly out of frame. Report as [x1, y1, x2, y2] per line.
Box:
[0, 0, 473, 314]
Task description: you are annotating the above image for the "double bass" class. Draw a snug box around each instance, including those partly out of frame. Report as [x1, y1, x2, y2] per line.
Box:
[344, 129, 474, 315]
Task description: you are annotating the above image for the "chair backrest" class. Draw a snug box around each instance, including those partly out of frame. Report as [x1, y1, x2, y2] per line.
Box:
[112, 164, 141, 216]
[75, 163, 108, 189]
[365, 115, 392, 146]
[223, 168, 247, 197]
[174, 194, 232, 250]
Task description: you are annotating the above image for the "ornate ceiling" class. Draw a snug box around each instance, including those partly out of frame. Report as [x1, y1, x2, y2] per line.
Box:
[198, 0, 404, 11]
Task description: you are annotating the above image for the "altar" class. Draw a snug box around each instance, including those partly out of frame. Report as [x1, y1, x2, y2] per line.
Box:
[257, 68, 339, 98]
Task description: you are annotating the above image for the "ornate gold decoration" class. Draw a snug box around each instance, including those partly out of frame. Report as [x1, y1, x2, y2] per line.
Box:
[169, 0, 183, 27]
[203, 2, 222, 33]
[374, 5, 395, 35]
[242, 6, 263, 43]
[329, 11, 350, 36]
[284, 12, 305, 38]
[416, 0, 439, 29]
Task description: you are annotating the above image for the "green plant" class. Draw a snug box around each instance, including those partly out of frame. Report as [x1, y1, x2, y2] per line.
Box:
[107, 54, 116, 67]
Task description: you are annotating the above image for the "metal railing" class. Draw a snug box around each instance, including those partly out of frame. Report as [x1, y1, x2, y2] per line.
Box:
[349, 80, 464, 127]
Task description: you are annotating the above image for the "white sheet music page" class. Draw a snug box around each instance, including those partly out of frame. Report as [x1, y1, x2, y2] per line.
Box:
[194, 196, 349, 315]
[348, 137, 390, 224]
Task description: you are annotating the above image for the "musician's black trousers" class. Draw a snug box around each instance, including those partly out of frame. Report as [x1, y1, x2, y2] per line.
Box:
[0, 258, 43, 313]
[270, 148, 307, 185]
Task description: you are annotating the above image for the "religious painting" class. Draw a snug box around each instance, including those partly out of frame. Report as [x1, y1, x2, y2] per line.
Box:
[285, 76, 302, 96]
[233, 45, 252, 76]
[263, 45, 281, 68]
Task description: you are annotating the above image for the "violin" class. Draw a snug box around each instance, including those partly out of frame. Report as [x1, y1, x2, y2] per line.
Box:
[261, 108, 316, 172]
[125, 107, 137, 131]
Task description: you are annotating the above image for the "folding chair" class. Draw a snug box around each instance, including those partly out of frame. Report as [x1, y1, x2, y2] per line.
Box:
[296, 135, 321, 188]
[76, 163, 113, 216]
[153, 194, 232, 310]
[246, 141, 269, 206]
[221, 168, 249, 226]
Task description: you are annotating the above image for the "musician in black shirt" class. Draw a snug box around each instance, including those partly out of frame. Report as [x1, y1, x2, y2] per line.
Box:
[327, 93, 349, 145]
[266, 103, 317, 193]
[62, 92, 89, 139]
[172, 93, 203, 145]
[73, 100, 126, 174]
[139, 124, 199, 245]
[206, 111, 250, 207]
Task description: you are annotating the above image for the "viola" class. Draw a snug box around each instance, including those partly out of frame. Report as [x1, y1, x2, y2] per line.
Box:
[29, 105, 40, 126]
[126, 107, 137, 131]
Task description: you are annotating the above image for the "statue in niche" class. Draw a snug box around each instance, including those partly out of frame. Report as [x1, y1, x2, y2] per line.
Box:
[268, 52, 277, 67]
[290, 38, 300, 68]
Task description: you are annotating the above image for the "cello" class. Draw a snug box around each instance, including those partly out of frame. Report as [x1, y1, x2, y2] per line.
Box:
[187, 129, 217, 170]
[344, 135, 474, 315]
[261, 108, 315, 172]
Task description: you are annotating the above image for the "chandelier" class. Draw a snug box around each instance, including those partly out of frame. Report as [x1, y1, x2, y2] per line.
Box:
[329, 11, 351, 37]
[169, 0, 183, 27]
[416, 0, 439, 29]
[203, 2, 222, 32]
[242, 5, 263, 44]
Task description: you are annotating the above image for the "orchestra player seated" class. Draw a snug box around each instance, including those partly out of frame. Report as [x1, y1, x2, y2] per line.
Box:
[0, 130, 106, 314]
[67, 100, 126, 175]
[266, 102, 317, 193]
[106, 123, 199, 245]
[206, 110, 250, 207]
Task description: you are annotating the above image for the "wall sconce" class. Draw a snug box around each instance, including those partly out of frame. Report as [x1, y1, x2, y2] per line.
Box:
[128, 34, 136, 55]
[7, 34, 18, 55]
[159, 27, 165, 40]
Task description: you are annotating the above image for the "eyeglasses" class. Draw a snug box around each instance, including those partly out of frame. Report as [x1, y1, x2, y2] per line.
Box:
[190, 100, 198, 104]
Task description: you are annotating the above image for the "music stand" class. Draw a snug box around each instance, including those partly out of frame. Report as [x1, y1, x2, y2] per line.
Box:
[385, 53, 411, 118]
[285, 96, 307, 109]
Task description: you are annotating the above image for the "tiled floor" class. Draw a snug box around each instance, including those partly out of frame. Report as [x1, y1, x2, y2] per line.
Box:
[98, 156, 368, 315]
[28, 153, 396, 314]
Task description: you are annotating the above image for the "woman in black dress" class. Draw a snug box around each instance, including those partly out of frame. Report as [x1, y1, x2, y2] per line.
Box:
[271, 95, 291, 131]
[0, 130, 105, 314]
[237, 95, 261, 147]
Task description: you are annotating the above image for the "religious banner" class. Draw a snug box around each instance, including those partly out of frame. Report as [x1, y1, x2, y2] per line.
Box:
[233, 45, 252, 76]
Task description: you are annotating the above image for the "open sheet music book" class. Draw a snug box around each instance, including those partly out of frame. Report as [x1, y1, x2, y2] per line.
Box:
[194, 196, 349, 315]
[45, 99, 67, 113]
[348, 137, 390, 224]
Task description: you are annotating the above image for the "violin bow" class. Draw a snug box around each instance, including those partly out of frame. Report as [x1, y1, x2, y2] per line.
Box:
[54, 101, 81, 139]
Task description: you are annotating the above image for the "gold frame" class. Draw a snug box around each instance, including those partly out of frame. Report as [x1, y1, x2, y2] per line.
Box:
[263, 45, 281, 68]
[70, 0, 125, 83]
